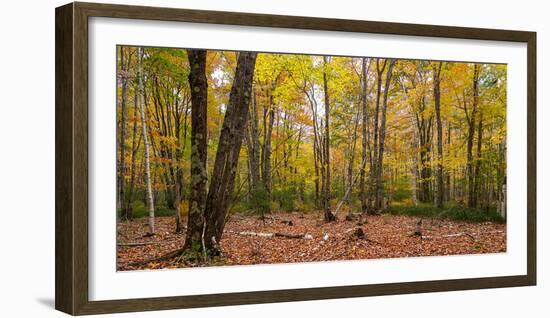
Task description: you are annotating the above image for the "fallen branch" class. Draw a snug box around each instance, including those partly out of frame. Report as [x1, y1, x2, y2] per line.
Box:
[421, 230, 504, 240]
[117, 239, 181, 247]
[231, 230, 313, 240]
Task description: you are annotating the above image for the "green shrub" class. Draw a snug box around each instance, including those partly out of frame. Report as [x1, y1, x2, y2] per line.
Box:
[246, 185, 271, 214]
[131, 200, 148, 218]
[385, 203, 505, 223]
[127, 200, 175, 219]
[272, 187, 297, 212]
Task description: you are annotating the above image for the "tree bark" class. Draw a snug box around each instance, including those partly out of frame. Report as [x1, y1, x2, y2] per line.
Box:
[374, 59, 395, 211]
[263, 105, 274, 197]
[369, 59, 387, 212]
[467, 64, 480, 208]
[359, 57, 370, 214]
[203, 52, 258, 251]
[246, 86, 261, 193]
[433, 62, 444, 208]
[474, 111, 484, 205]
[184, 49, 209, 250]
[322, 56, 336, 222]
[137, 47, 155, 234]
[125, 81, 141, 220]
[118, 46, 128, 218]
[398, 76, 419, 207]
[345, 111, 359, 211]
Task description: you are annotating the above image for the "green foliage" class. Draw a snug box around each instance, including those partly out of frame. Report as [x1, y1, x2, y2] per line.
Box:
[130, 200, 176, 219]
[390, 177, 412, 202]
[117, 47, 507, 227]
[272, 187, 298, 212]
[246, 186, 271, 213]
[385, 203, 504, 223]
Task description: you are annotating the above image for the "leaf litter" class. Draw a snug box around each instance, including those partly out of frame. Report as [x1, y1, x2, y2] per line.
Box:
[117, 213, 506, 271]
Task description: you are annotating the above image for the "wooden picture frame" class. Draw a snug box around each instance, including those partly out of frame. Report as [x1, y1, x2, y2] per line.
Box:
[55, 2, 536, 315]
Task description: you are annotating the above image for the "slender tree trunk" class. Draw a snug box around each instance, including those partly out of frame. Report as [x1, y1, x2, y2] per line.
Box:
[467, 64, 480, 208]
[375, 59, 395, 211]
[369, 59, 387, 212]
[307, 93, 321, 208]
[446, 125, 452, 201]
[474, 111, 484, 205]
[322, 56, 335, 221]
[399, 77, 419, 207]
[125, 83, 141, 220]
[263, 107, 274, 196]
[345, 111, 359, 215]
[137, 47, 155, 234]
[359, 57, 370, 214]
[118, 46, 128, 218]
[172, 101, 184, 234]
[203, 52, 258, 251]
[246, 86, 261, 192]
[184, 49, 209, 250]
[433, 62, 444, 208]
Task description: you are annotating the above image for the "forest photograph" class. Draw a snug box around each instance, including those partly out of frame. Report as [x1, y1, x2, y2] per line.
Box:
[115, 46, 507, 271]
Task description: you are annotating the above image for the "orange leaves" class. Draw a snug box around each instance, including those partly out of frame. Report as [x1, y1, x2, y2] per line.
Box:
[117, 213, 506, 271]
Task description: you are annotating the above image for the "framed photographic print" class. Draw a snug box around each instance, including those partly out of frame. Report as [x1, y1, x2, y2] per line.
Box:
[55, 1, 536, 315]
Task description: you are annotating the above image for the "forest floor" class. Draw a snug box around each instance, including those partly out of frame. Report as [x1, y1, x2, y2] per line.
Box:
[116, 212, 506, 271]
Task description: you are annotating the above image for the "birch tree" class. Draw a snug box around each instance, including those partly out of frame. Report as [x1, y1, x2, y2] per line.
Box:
[137, 47, 155, 235]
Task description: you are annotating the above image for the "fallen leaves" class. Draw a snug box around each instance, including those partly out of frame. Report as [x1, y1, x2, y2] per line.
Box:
[117, 212, 506, 271]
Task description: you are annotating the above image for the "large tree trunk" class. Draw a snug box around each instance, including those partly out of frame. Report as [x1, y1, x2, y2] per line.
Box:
[433, 62, 444, 208]
[184, 49, 209, 250]
[322, 56, 336, 222]
[203, 52, 258, 251]
[467, 64, 480, 208]
[137, 47, 155, 234]
[374, 59, 395, 211]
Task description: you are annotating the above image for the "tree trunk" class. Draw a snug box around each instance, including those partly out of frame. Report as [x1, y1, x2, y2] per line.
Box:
[184, 49, 209, 250]
[375, 59, 395, 211]
[246, 86, 261, 193]
[359, 57, 370, 214]
[263, 106, 274, 197]
[137, 47, 155, 234]
[398, 76, 419, 207]
[125, 82, 141, 220]
[467, 64, 480, 208]
[118, 46, 128, 218]
[474, 111, 484, 205]
[369, 59, 387, 212]
[203, 52, 258, 251]
[433, 62, 444, 208]
[322, 56, 335, 222]
[345, 111, 359, 213]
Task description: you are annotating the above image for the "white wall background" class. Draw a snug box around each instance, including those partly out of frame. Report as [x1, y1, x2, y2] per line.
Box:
[0, 0, 546, 317]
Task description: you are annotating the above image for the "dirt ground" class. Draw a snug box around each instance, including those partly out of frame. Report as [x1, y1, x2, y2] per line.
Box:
[116, 212, 506, 271]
